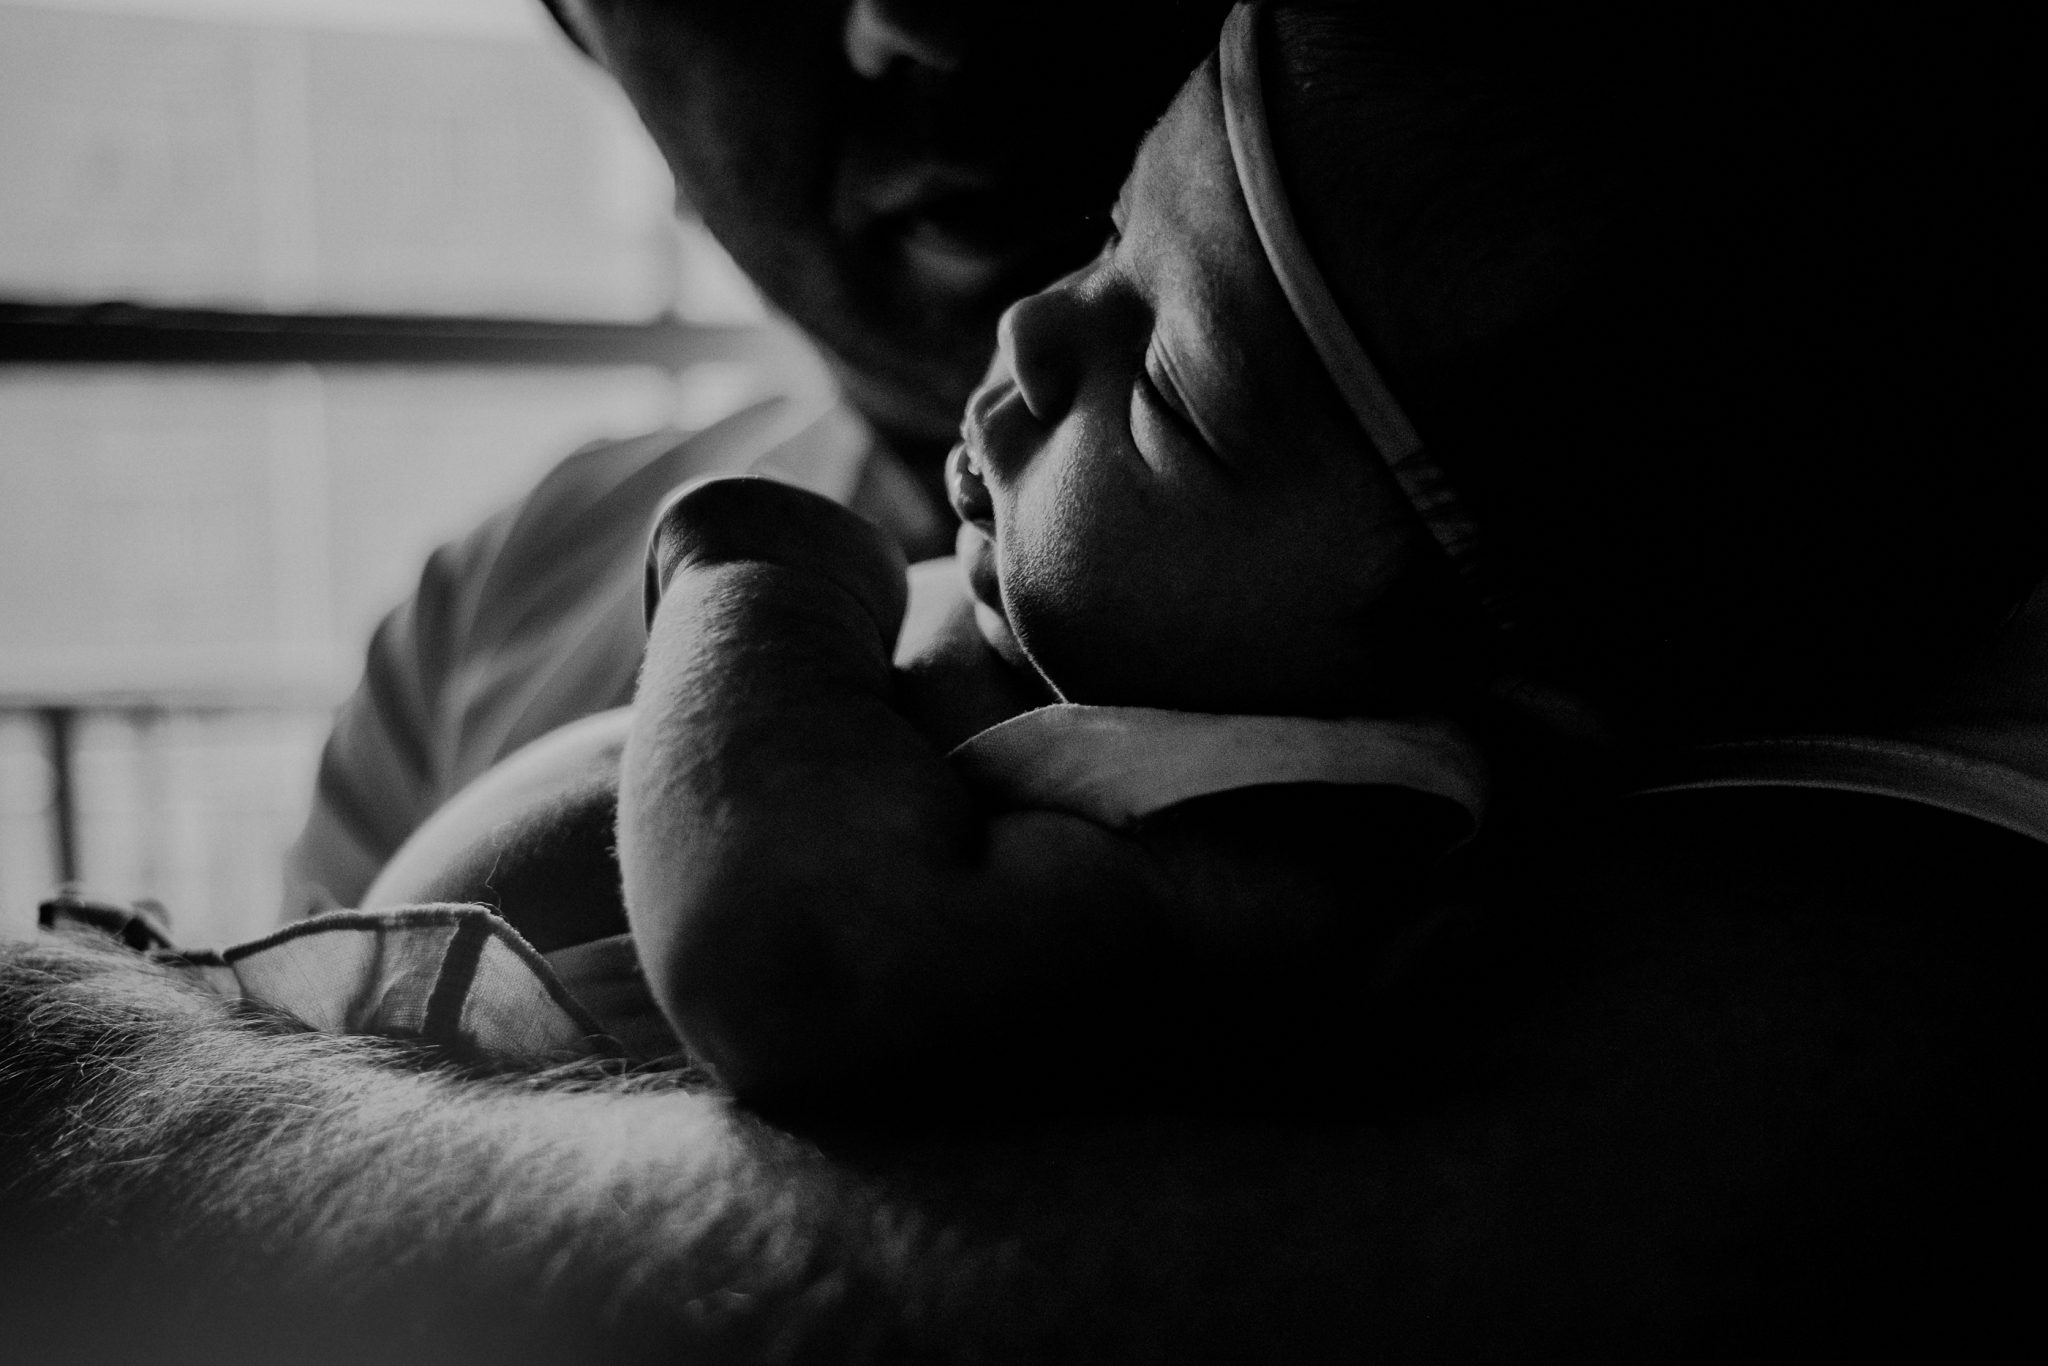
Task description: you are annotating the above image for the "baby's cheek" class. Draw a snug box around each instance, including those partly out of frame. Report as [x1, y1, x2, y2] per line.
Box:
[949, 524, 1033, 673]
[993, 427, 1177, 704]
[1003, 526, 1177, 706]
[994, 501, 1097, 699]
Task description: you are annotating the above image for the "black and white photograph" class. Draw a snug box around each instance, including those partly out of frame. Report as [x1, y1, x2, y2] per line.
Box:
[2, 1, 2036, 1361]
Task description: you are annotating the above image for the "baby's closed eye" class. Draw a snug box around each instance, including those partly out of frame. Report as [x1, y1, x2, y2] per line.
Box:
[1131, 339, 1228, 475]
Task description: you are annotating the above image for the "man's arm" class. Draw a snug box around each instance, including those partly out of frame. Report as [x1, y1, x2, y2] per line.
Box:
[0, 931, 944, 1365]
[5, 788, 2032, 1363]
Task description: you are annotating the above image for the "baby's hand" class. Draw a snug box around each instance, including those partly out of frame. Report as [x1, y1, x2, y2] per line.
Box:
[646, 476, 909, 645]
[646, 478, 1051, 751]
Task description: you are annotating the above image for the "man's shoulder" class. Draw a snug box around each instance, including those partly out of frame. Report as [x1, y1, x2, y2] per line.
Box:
[492, 395, 817, 570]
[289, 391, 848, 902]
[452, 395, 840, 644]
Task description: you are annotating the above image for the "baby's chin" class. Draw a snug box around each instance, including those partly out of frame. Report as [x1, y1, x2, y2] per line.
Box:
[954, 522, 1037, 676]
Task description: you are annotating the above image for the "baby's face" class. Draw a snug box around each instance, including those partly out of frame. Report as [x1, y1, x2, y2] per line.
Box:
[948, 57, 1435, 717]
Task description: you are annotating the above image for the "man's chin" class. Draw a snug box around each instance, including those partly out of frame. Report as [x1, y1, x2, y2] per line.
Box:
[820, 357, 970, 451]
[899, 222, 1015, 299]
[819, 225, 1103, 446]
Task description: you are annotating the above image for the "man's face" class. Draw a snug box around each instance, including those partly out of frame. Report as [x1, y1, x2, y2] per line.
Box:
[552, 0, 1226, 444]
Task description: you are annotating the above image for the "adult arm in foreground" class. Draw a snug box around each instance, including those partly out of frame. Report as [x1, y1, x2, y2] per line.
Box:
[3, 786, 2032, 1364]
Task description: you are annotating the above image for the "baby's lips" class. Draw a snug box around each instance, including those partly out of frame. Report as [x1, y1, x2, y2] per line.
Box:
[955, 520, 1002, 608]
[946, 440, 996, 529]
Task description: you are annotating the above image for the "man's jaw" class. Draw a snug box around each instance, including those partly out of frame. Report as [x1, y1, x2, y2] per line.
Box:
[901, 217, 1011, 295]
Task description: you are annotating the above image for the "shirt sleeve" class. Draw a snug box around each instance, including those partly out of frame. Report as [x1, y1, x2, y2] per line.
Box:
[282, 398, 899, 923]
[282, 506, 517, 920]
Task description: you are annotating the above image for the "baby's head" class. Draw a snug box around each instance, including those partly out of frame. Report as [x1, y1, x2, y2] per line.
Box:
[951, 0, 2040, 736]
[947, 4, 1472, 721]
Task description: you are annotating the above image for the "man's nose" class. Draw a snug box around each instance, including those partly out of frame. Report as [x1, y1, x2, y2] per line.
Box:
[842, 0, 964, 79]
[997, 288, 1086, 424]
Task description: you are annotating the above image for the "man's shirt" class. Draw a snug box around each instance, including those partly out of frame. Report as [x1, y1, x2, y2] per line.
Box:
[284, 392, 948, 918]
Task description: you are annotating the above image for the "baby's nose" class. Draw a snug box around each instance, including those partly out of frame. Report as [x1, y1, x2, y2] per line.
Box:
[997, 289, 1084, 424]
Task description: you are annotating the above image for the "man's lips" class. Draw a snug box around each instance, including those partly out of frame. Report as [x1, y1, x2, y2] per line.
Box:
[837, 148, 1105, 301]
[848, 157, 997, 224]
[841, 160, 1057, 287]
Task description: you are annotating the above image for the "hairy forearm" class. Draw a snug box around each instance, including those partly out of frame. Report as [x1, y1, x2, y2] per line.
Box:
[0, 934, 964, 1362]
[3, 790, 2028, 1362]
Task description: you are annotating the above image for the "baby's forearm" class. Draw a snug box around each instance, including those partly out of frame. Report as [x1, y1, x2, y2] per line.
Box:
[618, 482, 1417, 1114]
[619, 481, 1097, 1108]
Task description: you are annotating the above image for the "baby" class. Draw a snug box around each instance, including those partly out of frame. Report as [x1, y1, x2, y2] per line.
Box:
[618, 3, 1504, 1112]
[618, 0, 2026, 1110]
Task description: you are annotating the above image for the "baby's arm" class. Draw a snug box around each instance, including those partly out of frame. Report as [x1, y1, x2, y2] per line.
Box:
[621, 478, 1155, 1107]
[619, 480, 1425, 1112]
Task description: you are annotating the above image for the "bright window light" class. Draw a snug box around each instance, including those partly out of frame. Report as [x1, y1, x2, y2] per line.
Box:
[0, 0, 552, 39]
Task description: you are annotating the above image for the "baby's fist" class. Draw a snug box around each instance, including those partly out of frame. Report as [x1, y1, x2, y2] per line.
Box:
[645, 476, 909, 640]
